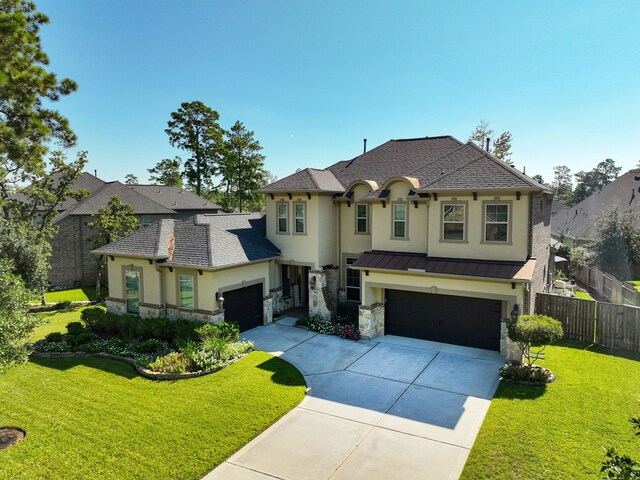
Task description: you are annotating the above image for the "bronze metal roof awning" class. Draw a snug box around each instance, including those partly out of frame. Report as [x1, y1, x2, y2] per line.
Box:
[352, 251, 536, 281]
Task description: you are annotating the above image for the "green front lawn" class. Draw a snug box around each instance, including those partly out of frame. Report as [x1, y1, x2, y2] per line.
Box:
[462, 341, 640, 479]
[575, 290, 595, 300]
[45, 286, 106, 303]
[0, 311, 306, 480]
[30, 308, 90, 341]
[629, 280, 640, 292]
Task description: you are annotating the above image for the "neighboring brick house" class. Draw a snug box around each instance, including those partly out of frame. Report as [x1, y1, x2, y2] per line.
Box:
[48, 174, 221, 288]
[99, 136, 553, 361]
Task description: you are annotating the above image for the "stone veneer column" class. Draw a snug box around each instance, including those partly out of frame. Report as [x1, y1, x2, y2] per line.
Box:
[269, 287, 284, 315]
[358, 303, 385, 339]
[263, 295, 274, 324]
[308, 270, 333, 321]
[502, 319, 524, 362]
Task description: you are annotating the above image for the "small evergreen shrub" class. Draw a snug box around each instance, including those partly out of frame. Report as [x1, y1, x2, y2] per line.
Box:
[66, 321, 85, 336]
[67, 331, 99, 347]
[45, 332, 64, 343]
[136, 339, 171, 355]
[55, 300, 72, 310]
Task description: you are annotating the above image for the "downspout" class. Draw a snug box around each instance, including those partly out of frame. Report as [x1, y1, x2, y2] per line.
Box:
[425, 198, 430, 255]
[156, 265, 166, 316]
[337, 200, 342, 287]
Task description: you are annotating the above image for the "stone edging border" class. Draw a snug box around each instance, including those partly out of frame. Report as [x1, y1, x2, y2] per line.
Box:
[30, 350, 250, 381]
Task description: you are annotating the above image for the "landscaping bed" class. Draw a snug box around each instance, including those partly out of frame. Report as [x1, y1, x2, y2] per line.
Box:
[31, 306, 253, 375]
[0, 309, 306, 479]
[461, 340, 640, 479]
[295, 301, 361, 340]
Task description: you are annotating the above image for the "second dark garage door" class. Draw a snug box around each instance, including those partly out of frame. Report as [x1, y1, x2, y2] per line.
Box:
[223, 283, 264, 332]
[385, 289, 502, 351]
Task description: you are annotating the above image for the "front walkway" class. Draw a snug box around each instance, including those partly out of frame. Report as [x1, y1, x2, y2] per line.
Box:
[204, 317, 503, 480]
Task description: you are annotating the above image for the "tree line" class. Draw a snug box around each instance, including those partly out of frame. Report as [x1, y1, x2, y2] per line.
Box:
[123, 101, 273, 213]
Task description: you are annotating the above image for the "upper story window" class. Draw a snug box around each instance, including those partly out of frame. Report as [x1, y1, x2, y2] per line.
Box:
[356, 203, 369, 234]
[179, 274, 195, 309]
[294, 202, 305, 234]
[142, 215, 154, 226]
[392, 203, 407, 239]
[484, 203, 509, 242]
[277, 203, 288, 234]
[442, 203, 466, 241]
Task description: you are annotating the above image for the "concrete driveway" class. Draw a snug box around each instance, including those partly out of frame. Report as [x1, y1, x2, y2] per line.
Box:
[204, 317, 503, 480]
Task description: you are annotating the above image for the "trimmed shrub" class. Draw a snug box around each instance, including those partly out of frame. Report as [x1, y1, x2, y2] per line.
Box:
[45, 332, 64, 343]
[507, 314, 563, 365]
[81, 306, 107, 328]
[66, 321, 85, 336]
[500, 363, 552, 384]
[136, 339, 171, 355]
[67, 331, 99, 347]
[55, 300, 72, 310]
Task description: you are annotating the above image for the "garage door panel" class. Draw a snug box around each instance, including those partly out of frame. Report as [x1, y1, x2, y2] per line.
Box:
[384, 290, 501, 351]
[224, 283, 263, 332]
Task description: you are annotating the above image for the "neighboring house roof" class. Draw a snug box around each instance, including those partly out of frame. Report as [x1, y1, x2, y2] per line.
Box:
[551, 170, 640, 239]
[256, 168, 345, 193]
[10, 171, 107, 211]
[55, 181, 175, 223]
[551, 198, 567, 216]
[92, 213, 280, 270]
[259, 136, 549, 194]
[352, 251, 536, 281]
[127, 185, 221, 211]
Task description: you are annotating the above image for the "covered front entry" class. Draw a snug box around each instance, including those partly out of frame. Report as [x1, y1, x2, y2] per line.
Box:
[385, 289, 502, 351]
[224, 283, 264, 332]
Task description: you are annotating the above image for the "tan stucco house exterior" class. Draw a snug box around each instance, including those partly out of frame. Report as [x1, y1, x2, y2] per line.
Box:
[96, 136, 553, 360]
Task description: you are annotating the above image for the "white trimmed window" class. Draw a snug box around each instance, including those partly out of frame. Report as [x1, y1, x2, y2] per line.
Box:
[179, 274, 195, 308]
[442, 204, 465, 241]
[356, 203, 368, 234]
[277, 203, 288, 233]
[393, 203, 407, 238]
[485, 204, 509, 242]
[294, 202, 305, 234]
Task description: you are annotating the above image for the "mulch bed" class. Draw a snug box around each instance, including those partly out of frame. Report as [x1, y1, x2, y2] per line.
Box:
[0, 428, 25, 450]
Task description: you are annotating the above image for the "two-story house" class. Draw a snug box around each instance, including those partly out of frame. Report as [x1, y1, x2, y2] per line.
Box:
[96, 136, 552, 360]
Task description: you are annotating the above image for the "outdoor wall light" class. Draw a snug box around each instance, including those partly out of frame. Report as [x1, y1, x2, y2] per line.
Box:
[309, 276, 316, 287]
[511, 304, 519, 321]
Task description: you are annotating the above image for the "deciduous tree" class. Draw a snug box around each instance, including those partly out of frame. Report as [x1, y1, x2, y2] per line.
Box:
[89, 196, 139, 299]
[165, 101, 225, 196]
[592, 208, 640, 279]
[148, 157, 183, 186]
[0, 259, 39, 374]
[552, 165, 573, 203]
[469, 121, 513, 164]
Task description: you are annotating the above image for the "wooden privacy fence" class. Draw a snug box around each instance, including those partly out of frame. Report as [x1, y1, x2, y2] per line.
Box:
[535, 293, 640, 353]
[575, 265, 640, 306]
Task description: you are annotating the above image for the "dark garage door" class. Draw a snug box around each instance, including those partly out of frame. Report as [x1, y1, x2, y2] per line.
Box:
[385, 289, 502, 351]
[223, 283, 264, 332]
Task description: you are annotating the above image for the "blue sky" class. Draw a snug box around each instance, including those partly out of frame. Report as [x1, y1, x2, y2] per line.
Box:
[39, 0, 640, 186]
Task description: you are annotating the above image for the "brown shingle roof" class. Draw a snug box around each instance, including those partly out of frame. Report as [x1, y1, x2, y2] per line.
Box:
[256, 168, 345, 193]
[261, 136, 549, 195]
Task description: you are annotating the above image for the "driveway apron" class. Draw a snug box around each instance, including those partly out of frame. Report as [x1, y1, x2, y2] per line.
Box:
[203, 318, 503, 480]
